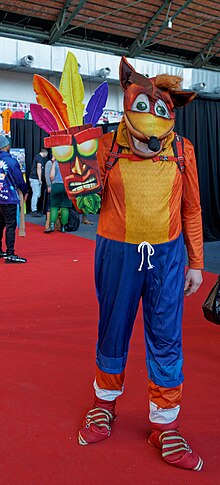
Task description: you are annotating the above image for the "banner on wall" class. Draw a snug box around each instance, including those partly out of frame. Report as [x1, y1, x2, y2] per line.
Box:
[0, 101, 30, 134]
[99, 109, 123, 124]
[10, 148, 26, 174]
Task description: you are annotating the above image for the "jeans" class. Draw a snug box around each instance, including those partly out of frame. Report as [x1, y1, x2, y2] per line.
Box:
[0, 204, 17, 255]
[29, 178, 42, 212]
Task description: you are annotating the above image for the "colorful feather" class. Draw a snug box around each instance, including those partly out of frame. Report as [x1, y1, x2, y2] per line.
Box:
[30, 104, 59, 133]
[33, 74, 70, 130]
[84, 82, 108, 126]
[59, 52, 84, 126]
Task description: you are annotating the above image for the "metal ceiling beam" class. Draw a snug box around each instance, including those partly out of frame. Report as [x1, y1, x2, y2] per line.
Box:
[0, 24, 48, 40]
[129, 0, 193, 57]
[192, 31, 220, 68]
[129, 0, 170, 58]
[58, 36, 190, 66]
[49, 0, 87, 45]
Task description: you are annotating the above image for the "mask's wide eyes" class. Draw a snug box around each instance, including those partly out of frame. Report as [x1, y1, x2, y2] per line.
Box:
[131, 94, 150, 112]
[154, 99, 170, 118]
[77, 139, 98, 157]
[52, 145, 74, 162]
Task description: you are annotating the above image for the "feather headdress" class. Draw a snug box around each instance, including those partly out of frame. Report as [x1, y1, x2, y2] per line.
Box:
[31, 52, 108, 132]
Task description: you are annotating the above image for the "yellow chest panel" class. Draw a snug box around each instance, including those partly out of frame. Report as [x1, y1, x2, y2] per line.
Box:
[119, 157, 178, 244]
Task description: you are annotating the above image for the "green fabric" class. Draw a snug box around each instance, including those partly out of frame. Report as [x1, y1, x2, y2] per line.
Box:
[50, 207, 69, 225]
[50, 183, 72, 208]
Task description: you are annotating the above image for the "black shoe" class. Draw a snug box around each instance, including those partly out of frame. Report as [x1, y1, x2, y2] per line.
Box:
[0, 250, 7, 258]
[61, 225, 66, 233]
[50, 223, 55, 232]
[5, 254, 27, 263]
[31, 211, 41, 217]
[44, 227, 51, 233]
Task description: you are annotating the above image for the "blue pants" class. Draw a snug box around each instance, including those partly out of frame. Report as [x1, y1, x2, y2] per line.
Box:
[95, 234, 185, 388]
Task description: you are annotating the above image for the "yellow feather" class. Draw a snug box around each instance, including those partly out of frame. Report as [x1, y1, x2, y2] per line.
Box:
[59, 52, 85, 126]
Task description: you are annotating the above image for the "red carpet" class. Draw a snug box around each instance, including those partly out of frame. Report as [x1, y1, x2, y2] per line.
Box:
[1, 223, 219, 484]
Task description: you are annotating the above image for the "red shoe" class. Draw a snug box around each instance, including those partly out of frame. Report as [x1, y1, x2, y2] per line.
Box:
[148, 422, 203, 471]
[78, 397, 116, 446]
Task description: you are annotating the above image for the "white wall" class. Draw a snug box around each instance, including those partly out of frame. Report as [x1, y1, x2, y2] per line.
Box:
[0, 70, 36, 103]
[0, 69, 124, 112]
[0, 35, 220, 115]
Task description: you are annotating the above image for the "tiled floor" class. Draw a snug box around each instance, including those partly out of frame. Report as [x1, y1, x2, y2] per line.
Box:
[26, 213, 220, 274]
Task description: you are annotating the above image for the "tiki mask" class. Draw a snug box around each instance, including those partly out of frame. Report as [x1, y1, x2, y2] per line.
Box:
[120, 56, 196, 158]
[44, 125, 103, 212]
[31, 51, 108, 214]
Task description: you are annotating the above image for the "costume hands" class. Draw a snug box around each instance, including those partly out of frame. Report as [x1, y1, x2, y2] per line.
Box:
[184, 268, 203, 296]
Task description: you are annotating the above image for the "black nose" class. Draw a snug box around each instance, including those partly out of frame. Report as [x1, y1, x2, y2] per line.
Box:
[148, 136, 160, 152]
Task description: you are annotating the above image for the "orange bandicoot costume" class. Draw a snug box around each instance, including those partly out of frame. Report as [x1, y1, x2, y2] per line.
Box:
[79, 57, 204, 472]
[31, 53, 204, 471]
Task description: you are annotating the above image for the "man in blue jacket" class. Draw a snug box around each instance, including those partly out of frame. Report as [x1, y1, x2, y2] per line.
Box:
[0, 135, 28, 263]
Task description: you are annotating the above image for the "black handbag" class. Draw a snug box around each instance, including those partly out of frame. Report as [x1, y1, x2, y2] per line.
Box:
[202, 275, 220, 325]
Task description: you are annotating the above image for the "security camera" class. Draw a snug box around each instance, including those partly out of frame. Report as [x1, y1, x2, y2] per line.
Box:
[20, 55, 34, 67]
[96, 67, 111, 78]
[192, 82, 206, 92]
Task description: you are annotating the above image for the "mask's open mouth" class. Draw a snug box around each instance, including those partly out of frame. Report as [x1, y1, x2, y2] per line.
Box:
[130, 134, 164, 158]
[65, 169, 102, 196]
[69, 175, 97, 193]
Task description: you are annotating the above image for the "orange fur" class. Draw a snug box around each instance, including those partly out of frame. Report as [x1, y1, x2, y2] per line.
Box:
[155, 74, 182, 91]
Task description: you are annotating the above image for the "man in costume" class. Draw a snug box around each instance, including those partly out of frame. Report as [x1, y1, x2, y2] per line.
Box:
[31, 54, 203, 471]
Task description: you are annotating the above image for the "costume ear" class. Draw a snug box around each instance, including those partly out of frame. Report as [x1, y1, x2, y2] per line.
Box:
[119, 56, 135, 91]
[171, 90, 196, 108]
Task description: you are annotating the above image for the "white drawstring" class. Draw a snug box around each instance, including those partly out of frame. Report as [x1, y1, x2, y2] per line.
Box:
[138, 241, 155, 271]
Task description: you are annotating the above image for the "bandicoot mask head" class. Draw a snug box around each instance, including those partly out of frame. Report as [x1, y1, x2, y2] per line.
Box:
[120, 56, 196, 158]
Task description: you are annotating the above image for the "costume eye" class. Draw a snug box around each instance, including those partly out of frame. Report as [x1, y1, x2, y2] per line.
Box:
[132, 94, 150, 112]
[52, 145, 74, 162]
[77, 139, 98, 157]
[154, 100, 170, 118]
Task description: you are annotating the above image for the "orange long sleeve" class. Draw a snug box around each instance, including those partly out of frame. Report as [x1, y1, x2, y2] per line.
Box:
[181, 138, 204, 269]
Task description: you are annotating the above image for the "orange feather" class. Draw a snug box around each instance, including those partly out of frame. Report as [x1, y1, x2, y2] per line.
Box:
[33, 74, 70, 130]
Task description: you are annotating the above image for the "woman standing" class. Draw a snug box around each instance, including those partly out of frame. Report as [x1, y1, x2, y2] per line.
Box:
[46, 157, 71, 233]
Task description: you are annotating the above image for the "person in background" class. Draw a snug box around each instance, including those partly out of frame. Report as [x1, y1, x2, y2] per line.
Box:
[44, 156, 53, 233]
[82, 213, 94, 225]
[46, 157, 72, 233]
[0, 134, 28, 263]
[29, 148, 48, 216]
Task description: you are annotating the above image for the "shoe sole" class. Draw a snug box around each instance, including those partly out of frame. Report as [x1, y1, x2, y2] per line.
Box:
[5, 260, 27, 264]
